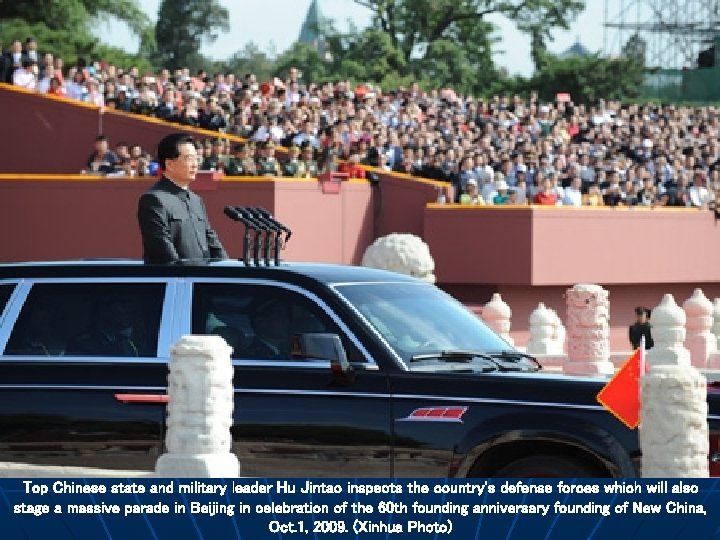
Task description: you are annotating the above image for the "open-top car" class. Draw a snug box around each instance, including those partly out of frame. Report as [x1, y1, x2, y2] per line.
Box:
[0, 259, 718, 477]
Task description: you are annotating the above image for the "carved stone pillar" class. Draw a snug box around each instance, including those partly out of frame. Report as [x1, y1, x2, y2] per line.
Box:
[683, 288, 716, 368]
[156, 335, 240, 477]
[482, 293, 513, 346]
[564, 284, 614, 375]
[647, 294, 690, 368]
[640, 364, 708, 477]
[526, 303, 555, 355]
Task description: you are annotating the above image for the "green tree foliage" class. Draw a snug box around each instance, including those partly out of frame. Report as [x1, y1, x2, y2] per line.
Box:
[0, 0, 152, 67]
[621, 33, 647, 67]
[221, 43, 277, 83]
[337, 0, 583, 92]
[274, 43, 329, 84]
[500, 53, 645, 104]
[153, 0, 230, 71]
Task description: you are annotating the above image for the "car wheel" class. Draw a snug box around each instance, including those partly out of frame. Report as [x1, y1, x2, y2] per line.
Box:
[491, 454, 598, 477]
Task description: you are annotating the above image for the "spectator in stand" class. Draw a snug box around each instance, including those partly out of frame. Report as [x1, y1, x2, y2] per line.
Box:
[85, 78, 104, 107]
[338, 147, 366, 179]
[689, 170, 711, 208]
[36, 64, 55, 93]
[23, 37, 41, 69]
[46, 76, 65, 96]
[563, 175, 583, 206]
[493, 178, 510, 205]
[301, 143, 319, 177]
[282, 145, 304, 177]
[456, 156, 479, 196]
[155, 87, 180, 121]
[113, 89, 132, 112]
[533, 177, 558, 205]
[65, 69, 87, 101]
[12, 59, 37, 90]
[85, 134, 119, 175]
[256, 141, 282, 176]
[200, 139, 227, 172]
[0, 41, 11, 83]
[459, 178, 484, 205]
[637, 177, 657, 206]
[5, 39, 23, 83]
[226, 142, 257, 176]
[582, 183, 605, 206]
[115, 141, 131, 163]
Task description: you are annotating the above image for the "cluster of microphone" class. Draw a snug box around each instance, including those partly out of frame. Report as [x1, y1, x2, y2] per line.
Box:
[223, 206, 292, 266]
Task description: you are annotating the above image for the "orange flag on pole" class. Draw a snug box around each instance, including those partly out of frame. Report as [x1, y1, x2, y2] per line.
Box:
[596, 342, 647, 429]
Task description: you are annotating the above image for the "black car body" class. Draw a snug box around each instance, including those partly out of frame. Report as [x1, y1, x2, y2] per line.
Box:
[0, 260, 717, 477]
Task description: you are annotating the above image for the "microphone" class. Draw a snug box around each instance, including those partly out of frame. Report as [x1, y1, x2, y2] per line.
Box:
[223, 206, 242, 221]
[256, 207, 292, 240]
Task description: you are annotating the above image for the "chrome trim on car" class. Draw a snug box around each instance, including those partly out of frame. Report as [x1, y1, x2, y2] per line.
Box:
[230, 387, 605, 411]
[0, 356, 169, 363]
[328, 284, 409, 370]
[0, 280, 28, 352]
[0, 385, 166, 391]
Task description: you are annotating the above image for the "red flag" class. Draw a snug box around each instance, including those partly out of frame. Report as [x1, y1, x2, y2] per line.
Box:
[596, 347, 646, 429]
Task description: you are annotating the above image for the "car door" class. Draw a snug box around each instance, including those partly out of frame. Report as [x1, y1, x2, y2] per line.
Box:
[0, 278, 174, 471]
[189, 279, 393, 477]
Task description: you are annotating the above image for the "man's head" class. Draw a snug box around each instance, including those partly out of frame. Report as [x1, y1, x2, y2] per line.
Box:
[635, 306, 650, 323]
[95, 135, 109, 154]
[157, 133, 198, 187]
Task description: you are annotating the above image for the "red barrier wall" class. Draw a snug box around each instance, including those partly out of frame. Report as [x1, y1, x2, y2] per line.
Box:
[0, 176, 374, 265]
[424, 204, 720, 285]
[0, 84, 251, 174]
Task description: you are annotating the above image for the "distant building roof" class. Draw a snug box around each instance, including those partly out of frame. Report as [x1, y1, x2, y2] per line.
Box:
[560, 39, 591, 59]
[298, 0, 324, 46]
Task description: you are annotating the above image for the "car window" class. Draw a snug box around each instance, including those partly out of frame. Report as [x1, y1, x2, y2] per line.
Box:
[5, 283, 165, 357]
[335, 282, 510, 365]
[0, 284, 14, 318]
[192, 283, 365, 362]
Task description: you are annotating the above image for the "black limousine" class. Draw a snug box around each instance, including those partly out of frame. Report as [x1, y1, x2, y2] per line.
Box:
[0, 260, 717, 477]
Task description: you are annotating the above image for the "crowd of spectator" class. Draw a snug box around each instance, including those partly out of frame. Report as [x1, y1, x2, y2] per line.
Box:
[3, 35, 720, 210]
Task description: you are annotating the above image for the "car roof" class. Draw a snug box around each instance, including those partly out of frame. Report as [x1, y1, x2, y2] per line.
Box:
[0, 259, 422, 286]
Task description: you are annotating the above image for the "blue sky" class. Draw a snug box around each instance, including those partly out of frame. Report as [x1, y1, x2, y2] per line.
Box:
[97, 0, 614, 77]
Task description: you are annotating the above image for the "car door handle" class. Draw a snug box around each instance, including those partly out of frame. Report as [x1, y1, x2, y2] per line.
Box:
[114, 393, 169, 404]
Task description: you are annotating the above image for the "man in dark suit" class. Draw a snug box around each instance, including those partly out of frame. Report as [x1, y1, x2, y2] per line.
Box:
[137, 133, 228, 264]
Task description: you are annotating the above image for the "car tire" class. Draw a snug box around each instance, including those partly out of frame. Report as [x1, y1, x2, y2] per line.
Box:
[492, 454, 598, 477]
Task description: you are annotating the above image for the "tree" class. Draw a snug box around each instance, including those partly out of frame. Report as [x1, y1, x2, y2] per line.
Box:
[344, 0, 584, 90]
[621, 33, 647, 67]
[222, 43, 278, 83]
[0, 0, 152, 67]
[503, 53, 645, 104]
[153, 0, 230, 71]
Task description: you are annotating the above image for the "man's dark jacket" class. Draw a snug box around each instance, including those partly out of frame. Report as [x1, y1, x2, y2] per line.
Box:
[138, 176, 227, 264]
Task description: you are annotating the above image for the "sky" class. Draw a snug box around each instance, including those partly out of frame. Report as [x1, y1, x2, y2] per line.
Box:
[97, 0, 616, 78]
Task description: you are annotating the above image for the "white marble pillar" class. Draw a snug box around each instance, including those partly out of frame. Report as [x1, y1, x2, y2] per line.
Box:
[482, 293, 514, 346]
[712, 298, 720, 350]
[564, 284, 614, 376]
[640, 364, 708, 477]
[526, 303, 555, 354]
[683, 288, 717, 369]
[156, 335, 240, 477]
[549, 308, 566, 354]
[647, 294, 690, 368]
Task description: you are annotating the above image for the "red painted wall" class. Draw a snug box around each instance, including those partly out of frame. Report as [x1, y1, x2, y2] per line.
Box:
[0, 176, 374, 265]
[0, 84, 249, 174]
[424, 204, 720, 286]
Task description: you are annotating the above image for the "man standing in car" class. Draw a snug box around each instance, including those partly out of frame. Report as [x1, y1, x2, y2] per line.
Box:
[138, 133, 227, 264]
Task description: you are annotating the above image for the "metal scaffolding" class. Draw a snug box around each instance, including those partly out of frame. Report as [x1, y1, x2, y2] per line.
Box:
[603, 0, 720, 68]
